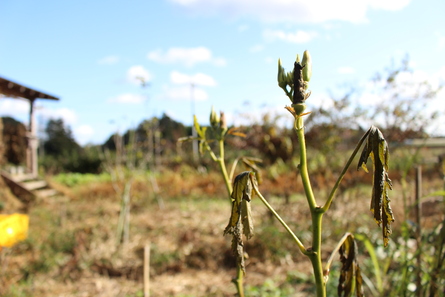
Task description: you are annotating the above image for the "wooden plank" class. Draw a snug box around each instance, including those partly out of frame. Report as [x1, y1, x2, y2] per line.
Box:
[11, 173, 37, 183]
[22, 180, 47, 191]
[35, 189, 58, 198]
[0, 171, 35, 203]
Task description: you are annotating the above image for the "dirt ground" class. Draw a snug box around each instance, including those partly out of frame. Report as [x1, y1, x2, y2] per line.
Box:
[1, 168, 444, 296]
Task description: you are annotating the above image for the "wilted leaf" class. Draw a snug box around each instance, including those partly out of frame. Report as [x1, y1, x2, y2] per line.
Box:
[357, 126, 394, 247]
[241, 157, 263, 185]
[224, 172, 257, 273]
[338, 234, 364, 297]
[227, 127, 246, 138]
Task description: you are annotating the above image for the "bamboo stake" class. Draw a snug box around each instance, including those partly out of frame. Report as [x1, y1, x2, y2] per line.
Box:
[144, 242, 151, 297]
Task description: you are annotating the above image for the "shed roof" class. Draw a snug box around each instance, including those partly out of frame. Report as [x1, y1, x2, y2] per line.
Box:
[0, 76, 59, 101]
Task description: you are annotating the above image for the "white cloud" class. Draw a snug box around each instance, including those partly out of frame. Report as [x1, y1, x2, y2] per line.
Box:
[369, 0, 411, 11]
[127, 65, 152, 85]
[169, 0, 411, 23]
[97, 55, 119, 65]
[263, 29, 317, 43]
[74, 125, 94, 145]
[228, 103, 292, 128]
[108, 93, 147, 104]
[351, 67, 445, 135]
[338, 66, 356, 74]
[0, 99, 78, 129]
[39, 107, 78, 125]
[147, 47, 226, 67]
[0, 97, 29, 115]
[170, 71, 217, 86]
[162, 85, 208, 101]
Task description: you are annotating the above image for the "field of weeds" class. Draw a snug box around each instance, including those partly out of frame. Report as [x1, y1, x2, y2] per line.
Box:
[1, 162, 444, 297]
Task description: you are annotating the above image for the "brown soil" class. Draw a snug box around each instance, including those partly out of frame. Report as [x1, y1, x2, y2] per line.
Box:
[1, 168, 443, 296]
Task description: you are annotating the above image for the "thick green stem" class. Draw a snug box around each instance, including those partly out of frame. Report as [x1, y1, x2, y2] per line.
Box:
[295, 115, 326, 297]
[218, 140, 233, 200]
[308, 212, 326, 297]
[217, 139, 244, 297]
[295, 117, 317, 209]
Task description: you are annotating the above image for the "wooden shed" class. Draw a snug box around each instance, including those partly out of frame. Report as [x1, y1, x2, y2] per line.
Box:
[0, 76, 59, 176]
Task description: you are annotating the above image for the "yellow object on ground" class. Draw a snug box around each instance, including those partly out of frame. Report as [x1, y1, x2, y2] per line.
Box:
[0, 213, 29, 248]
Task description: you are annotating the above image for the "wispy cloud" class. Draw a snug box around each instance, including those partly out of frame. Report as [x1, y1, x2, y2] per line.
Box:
[147, 47, 226, 67]
[39, 107, 78, 125]
[97, 55, 120, 65]
[263, 29, 317, 43]
[126, 65, 152, 85]
[74, 124, 94, 145]
[0, 97, 29, 115]
[161, 85, 208, 101]
[169, 0, 411, 23]
[170, 71, 217, 86]
[108, 93, 147, 104]
[338, 66, 356, 74]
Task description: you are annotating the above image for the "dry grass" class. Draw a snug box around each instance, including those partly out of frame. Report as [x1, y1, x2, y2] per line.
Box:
[1, 167, 443, 296]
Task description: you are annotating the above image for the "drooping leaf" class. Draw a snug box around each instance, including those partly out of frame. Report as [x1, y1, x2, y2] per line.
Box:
[241, 157, 263, 185]
[338, 234, 364, 297]
[227, 127, 247, 138]
[231, 171, 257, 204]
[241, 199, 254, 240]
[224, 172, 257, 273]
[357, 126, 394, 247]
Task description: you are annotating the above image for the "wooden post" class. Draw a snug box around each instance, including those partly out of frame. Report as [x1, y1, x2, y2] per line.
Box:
[144, 242, 151, 297]
[415, 166, 422, 295]
[26, 99, 38, 177]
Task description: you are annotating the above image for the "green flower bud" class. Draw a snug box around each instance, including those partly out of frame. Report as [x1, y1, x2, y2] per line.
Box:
[277, 59, 287, 89]
[292, 103, 307, 116]
[220, 111, 227, 130]
[301, 50, 312, 83]
[296, 54, 301, 64]
[210, 106, 220, 128]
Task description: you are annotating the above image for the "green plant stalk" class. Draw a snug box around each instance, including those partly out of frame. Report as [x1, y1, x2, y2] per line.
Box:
[322, 128, 370, 212]
[215, 139, 245, 297]
[218, 139, 233, 201]
[294, 115, 326, 297]
[251, 178, 306, 254]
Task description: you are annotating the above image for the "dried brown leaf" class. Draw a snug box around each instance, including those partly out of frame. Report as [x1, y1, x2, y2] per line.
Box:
[223, 172, 257, 273]
[227, 127, 246, 138]
[241, 157, 263, 185]
[357, 126, 394, 247]
[338, 234, 364, 297]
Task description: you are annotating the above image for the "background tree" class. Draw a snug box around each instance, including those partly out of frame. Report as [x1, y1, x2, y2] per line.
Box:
[40, 118, 101, 174]
[358, 57, 442, 142]
[43, 119, 80, 156]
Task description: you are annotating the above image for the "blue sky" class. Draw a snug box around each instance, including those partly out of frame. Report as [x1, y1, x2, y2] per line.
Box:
[1, 0, 444, 145]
